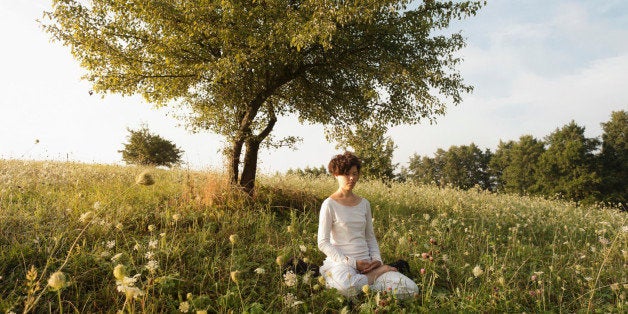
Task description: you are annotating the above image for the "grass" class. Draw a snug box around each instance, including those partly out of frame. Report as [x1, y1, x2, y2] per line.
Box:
[0, 159, 626, 313]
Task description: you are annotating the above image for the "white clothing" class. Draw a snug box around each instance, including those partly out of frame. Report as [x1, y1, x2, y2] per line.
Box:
[317, 197, 419, 298]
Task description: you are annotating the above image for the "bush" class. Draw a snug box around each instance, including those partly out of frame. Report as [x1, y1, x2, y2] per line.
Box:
[119, 126, 183, 167]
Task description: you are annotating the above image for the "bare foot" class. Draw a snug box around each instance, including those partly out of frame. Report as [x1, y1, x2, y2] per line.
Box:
[365, 265, 397, 285]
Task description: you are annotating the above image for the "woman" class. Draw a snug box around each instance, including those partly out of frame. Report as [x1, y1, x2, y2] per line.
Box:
[317, 152, 418, 298]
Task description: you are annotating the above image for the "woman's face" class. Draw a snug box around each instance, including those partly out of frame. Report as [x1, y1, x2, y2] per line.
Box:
[336, 165, 360, 191]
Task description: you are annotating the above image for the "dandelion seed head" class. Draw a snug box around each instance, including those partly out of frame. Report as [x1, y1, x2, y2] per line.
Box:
[172, 213, 181, 222]
[47, 271, 67, 291]
[229, 234, 238, 245]
[472, 265, 484, 278]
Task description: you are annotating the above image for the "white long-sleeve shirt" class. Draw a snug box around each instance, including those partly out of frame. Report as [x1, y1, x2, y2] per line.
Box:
[317, 197, 382, 269]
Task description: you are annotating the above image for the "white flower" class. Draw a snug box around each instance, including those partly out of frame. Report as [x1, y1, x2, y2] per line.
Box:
[283, 293, 302, 307]
[229, 234, 238, 244]
[303, 270, 314, 284]
[145, 260, 159, 273]
[472, 265, 484, 278]
[47, 271, 67, 291]
[93, 202, 101, 210]
[254, 267, 265, 275]
[149, 239, 158, 249]
[79, 211, 93, 223]
[133, 243, 141, 251]
[145, 251, 155, 260]
[172, 213, 181, 222]
[106, 240, 116, 249]
[179, 301, 190, 313]
[620, 225, 628, 233]
[113, 264, 127, 280]
[111, 253, 123, 263]
[299, 245, 307, 253]
[283, 271, 298, 287]
[117, 285, 144, 299]
[598, 236, 610, 246]
[148, 224, 156, 232]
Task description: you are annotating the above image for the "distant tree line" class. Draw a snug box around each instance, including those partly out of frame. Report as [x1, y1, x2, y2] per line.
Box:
[403, 110, 626, 207]
[288, 110, 626, 207]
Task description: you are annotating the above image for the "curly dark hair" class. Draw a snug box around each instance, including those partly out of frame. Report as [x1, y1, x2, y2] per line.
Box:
[328, 151, 362, 176]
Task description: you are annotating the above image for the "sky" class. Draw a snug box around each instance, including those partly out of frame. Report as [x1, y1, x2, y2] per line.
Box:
[1, 1, 627, 173]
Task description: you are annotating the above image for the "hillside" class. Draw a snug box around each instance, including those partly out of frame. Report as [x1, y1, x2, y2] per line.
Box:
[0, 160, 625, 313]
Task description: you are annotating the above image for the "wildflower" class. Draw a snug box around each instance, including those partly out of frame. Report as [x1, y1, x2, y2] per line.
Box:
[160, 232, 166, 237]
[115, 223, 123, 230]
[610, 283, 620, 292]
[303, 270, 313, 284]
[283, 293, 302, 308]
[318, 275, 326, 286]
[420, 268, 426, 275]
[254, 267, 265, 275]
[179, 301, 190, 313]
[111, 253, 123, 263]
[117, 285, 144, 299]
[196, 311, 208, 314]
[148, 224, 156, 232]
[145, 251, 155, 260]
[230, 270, 240, 284]
[149, 239, 158, 249]
[622, 225, 628, 233]
[472, 265, 484, 278]
[287, 226, 293, 233]
[47, 271, 68, 291]
[93, 202, 101, 210]
[79, 211, 93, 223]
[145, 260, 159, 273]
[423, 213, 430, 221]
[283, 270, 297, 287]
[113, 264, 127, 280]
[299, 244, 307, 253]
[136, 171, 155, 186]
[172, 213, 181, 222]
[362, 284, 370, 294]
[276, 255, 285, 266]
[133, 243, 141, 251]
[106, 240, 116, 249]
[187, 292, 193, 300]
[229, 234, 238, 245]
[598, 236, 609, 246]
[313, 284, 320, 290]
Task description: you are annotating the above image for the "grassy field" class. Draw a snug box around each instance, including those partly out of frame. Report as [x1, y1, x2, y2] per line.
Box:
[0, 159, 626, 313]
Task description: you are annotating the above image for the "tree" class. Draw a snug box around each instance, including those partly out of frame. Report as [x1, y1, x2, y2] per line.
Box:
[535, 121, 600, 202]
[439, 143, 492, 190]
[119, 126, 183, 167]
[328, 122, 397, 181]
[490, 135, 545, 194]
[286, 165, 327, 177]
[406, 152, 443, 185]
[44, 0, 483, 194]
[598, 110, 627, 206]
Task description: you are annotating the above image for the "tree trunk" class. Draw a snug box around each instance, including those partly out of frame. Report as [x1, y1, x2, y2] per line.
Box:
[240, 139, 261, 196]
[228, 138, 245, 185]
[237, 104, 277, 196]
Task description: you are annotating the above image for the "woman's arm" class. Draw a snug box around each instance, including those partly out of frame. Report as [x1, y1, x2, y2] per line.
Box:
[317, 200, 357, 268]
[364, 201, 382, 263]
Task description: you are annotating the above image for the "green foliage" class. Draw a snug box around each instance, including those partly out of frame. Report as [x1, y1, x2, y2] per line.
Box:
[490, 135, 545, 195]
[599, 110, 628, 206]
[286, 165, 328, 177]
[0, 160, 625, 313]
[327, 122, 397, 181]
[119, 126, 183, 167]
[408, 143, 492, 190]
[43, 0, 484, 193]
[535, 121, 601, 203]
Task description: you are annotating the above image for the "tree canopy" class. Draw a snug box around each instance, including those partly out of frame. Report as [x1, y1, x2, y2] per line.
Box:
[119, 126, 183, 167]
[44, 0, 483, 194]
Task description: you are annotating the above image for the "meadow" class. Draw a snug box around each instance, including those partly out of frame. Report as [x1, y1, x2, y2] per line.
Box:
[0, 159, 626, 313]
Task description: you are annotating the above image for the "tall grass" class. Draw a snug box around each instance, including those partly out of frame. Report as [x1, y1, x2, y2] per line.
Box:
[0, 160, 625, 313]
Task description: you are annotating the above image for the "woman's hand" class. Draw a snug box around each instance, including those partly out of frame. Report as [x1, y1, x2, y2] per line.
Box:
[357, 260, 382, 274]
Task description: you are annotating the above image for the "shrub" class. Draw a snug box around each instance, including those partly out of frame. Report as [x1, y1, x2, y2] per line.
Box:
[119, 126, 183, 167]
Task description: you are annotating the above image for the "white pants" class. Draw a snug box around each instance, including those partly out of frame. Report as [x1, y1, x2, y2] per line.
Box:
[319, 260, 419, 298]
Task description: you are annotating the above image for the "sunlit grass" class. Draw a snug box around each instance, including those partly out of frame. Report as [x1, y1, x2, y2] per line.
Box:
[0, 160, 625, 313]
